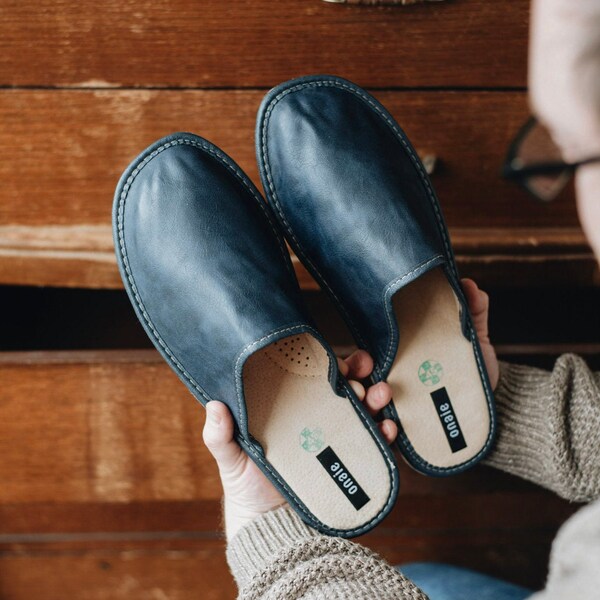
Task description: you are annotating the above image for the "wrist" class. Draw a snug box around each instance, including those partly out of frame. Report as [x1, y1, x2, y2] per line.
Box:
[226, 505, 319, 588]
[224, 498, 290, 541]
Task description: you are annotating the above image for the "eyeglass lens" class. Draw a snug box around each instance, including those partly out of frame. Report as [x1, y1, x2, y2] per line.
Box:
[515, 120, 571, 202]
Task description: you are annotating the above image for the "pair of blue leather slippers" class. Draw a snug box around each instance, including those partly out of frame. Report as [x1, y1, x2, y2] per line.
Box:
[113, 75, 496, 538]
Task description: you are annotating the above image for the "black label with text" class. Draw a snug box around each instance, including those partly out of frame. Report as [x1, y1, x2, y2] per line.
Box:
[316, 446, 370, 510]
[430, 387, 467, 453]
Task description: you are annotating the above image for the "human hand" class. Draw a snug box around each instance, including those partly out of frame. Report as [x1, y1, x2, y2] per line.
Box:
[461, 278, 499, 389]
[202, 349, 397, 541]
[204, 280, 496, 541]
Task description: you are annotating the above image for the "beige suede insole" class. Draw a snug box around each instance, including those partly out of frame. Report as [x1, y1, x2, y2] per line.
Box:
[243, 333, 393, 532]
[389, 267, 491, 469]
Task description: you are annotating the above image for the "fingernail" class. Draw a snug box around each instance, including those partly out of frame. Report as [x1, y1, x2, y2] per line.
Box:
[207, 404, 222, 425]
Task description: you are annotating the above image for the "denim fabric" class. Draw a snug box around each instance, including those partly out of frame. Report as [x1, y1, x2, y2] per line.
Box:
[399, 562, 533, 600]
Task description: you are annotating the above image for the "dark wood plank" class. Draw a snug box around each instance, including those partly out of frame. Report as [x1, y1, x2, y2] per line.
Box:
[0, 495, 572, 590]
[0, 488, 577, 537]
[0, 90, 570, 228]
[0, 349, 578, 512]
[0, 532, 559, 593]
[0, 349, 582, 509]
[1, 90, 596, 289]
[1, 225, 595, 290]
[0, 536, 552, 599]
[0, 349, 582, 593]
[0, 359, 218, 505]
[0, 547, 236, 600]
[0, 0, 528, 88]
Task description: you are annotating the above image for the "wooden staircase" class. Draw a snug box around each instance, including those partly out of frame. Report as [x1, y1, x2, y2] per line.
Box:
[0, 0, 598, 597]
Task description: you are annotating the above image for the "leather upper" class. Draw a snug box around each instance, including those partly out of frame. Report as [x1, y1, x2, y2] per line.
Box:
[114, 133, 320, 436]
[257, 75, 466, 380]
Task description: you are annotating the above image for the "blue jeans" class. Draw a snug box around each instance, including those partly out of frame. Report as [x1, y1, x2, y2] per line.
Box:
[398, 563, 533, 600]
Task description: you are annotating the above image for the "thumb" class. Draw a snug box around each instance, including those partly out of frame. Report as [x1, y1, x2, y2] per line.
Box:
[202, 401, 243, 471]
[462, 278, 490, 341]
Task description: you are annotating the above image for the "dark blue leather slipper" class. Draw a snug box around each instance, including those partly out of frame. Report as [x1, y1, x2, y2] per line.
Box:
[256, 75, 496, 476]
[112, 132, 399, 536]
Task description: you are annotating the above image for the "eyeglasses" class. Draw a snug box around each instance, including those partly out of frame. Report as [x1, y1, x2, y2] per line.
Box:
[502, 116, 600, 202]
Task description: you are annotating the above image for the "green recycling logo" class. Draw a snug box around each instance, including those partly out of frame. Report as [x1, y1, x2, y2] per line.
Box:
[300, 427, 324, 452]
[418, 360, 443, 386]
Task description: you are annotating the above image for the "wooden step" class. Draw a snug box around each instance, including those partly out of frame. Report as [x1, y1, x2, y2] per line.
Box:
[0, 90, 560, 228]
[0, 547, 234, 600]
[0, 0, 528, 88]
[0, 2, 584, 597]
[0, 349, 582, 597]
[0, 224, 596, 290]
[1, 89, 596, 289]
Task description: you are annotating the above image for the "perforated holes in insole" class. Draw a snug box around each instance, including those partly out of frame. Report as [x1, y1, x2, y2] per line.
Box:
[264, 334, 322, 377]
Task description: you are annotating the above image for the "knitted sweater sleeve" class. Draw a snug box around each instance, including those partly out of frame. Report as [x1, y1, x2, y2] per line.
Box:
[226, 354, 600, 598]
[226, 505, 428, 600]
[485, 354, 600, 502]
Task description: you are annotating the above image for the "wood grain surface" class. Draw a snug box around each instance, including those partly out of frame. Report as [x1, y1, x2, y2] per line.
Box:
[0, 534, 566, 598]
[1, 224, 595, 290]
[2, 88, 595, 289]
[0, 549, 236, 600]
[0, 0, 528, 89]
[0, 350, 579, 595]
[0, 89, 563, 227]
[0, 533, 558, 599]
[0, 1, 590, 597]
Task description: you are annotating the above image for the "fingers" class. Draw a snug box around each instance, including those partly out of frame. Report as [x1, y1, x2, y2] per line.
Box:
[338, 350, 397, 445]
[461, 278, 488, 315]
[365, 381, 393, 415]
[338, 349, 374, 382]
[202, 401, 243, 472]
[347, 375, 392, 416]
[337, 356, 350, 378]
[378, 419, 398, 444]
[461, 278, 490, 341]
[349, 379, 366, 402]
[344, 349, 374, 380]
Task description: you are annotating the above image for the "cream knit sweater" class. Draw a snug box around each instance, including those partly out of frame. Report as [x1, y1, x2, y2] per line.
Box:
[227, 355, 600, 599]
